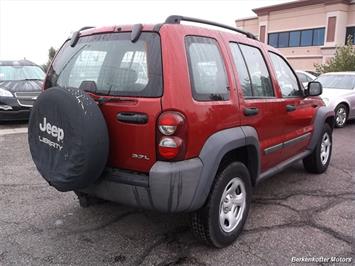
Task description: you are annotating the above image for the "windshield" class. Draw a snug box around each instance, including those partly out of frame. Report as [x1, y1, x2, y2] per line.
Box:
[0, 65, 45, 81]
[316, 74, 355, 90]
[46, 32, 162, 97]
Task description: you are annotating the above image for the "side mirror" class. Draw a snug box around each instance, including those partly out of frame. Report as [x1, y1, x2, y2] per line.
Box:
[306, 81, 322, 96]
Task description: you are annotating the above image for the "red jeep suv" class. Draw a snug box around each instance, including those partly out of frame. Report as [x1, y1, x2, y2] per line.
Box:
[28, 16, 334, 248]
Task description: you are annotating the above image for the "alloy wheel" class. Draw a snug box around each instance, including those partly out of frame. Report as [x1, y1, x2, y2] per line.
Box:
[219, 177, 246, 233]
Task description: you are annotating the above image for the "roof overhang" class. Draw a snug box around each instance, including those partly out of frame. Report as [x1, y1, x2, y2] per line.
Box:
[253, 0, 351, 16]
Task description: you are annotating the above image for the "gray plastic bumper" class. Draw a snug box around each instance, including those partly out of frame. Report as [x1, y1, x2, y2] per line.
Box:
[81, 158, 203, 213]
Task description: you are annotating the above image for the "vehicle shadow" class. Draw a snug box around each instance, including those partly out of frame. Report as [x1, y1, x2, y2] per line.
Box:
[0, 120, 28, 127]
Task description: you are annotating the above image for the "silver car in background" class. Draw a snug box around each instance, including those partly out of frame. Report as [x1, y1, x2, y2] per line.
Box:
[316, 72, 355, 127]
[296, 70, 317, 88]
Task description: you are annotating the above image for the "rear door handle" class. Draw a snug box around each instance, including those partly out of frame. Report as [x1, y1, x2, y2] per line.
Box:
[244, 107, 259, 116]
[286, 104, 296, 112]
[117, 112, 148, 124]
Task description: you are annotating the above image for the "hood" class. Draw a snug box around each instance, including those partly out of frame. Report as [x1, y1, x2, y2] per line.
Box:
[320, 88, 354, 99]
[0, 80, 43, 93]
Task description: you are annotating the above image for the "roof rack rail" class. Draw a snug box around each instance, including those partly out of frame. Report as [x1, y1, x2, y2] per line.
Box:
[70, 26, 95, 47]
[165, 15, 258, 40]
[78, 26, 95, 32]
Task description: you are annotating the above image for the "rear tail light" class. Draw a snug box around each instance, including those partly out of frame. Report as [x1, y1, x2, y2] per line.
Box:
[158, 137, 182, 159]
[157, 111, 187, 161]
[158, 125, 177, 136]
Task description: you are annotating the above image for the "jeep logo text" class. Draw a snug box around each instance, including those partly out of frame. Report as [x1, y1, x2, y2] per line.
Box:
[39, 117, 64, 142]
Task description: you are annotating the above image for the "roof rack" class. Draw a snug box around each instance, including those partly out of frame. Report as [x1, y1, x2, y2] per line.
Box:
[165, 15, 258, 40]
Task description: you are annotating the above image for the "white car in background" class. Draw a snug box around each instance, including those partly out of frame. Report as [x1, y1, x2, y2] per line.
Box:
[296, 70, 317, 88]
[316, 72, 355, 128]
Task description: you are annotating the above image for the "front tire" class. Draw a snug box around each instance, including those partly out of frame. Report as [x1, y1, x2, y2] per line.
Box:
[335, 104, 348, 128]
[190, 162, 252, 248]
[303, 124, 332, 174]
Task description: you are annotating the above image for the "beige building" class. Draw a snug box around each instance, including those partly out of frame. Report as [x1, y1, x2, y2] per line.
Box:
[236, 0, 355, 71]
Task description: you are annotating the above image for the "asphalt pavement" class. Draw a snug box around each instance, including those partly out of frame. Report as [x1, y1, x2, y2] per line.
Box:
[0, 121, 354, 265]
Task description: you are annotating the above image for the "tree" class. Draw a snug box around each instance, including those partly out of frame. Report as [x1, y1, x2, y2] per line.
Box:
[315, 37, 355, 73]
[41, 47, 57, 72]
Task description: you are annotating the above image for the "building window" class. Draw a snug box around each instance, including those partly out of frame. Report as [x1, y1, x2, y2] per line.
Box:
[289, 31, 301, 47]
[268, 33, 278, 47]
[346, 27, 355, 44]
[300, 30, 313, 46]
[327, 17, 336, 42]
[313, 28, 325, 46]
[278, 32, 289, 48]
[268, 28, 325, 48]
[259, 25, 266, 43]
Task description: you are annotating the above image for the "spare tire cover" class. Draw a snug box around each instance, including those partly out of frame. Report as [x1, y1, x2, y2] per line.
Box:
[28, 87, 109, 192]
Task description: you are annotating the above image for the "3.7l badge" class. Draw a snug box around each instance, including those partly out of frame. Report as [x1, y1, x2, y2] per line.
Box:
[131, 153, 150, 160]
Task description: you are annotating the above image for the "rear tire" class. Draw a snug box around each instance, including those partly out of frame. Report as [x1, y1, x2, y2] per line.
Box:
[335, 104, 348, 128]
[190, 162, 252, 248]
[303, 124, 332, 174]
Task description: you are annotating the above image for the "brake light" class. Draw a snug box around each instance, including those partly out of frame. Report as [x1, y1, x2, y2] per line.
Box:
[157, 111, 187, 161]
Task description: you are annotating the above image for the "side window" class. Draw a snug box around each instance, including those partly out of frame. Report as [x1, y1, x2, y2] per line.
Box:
[185, 36, 229, 101]
[297, 73, 308, 83]
[269, 52, 300, 97]
[306, 75, 314, 82]
[229, 43, 252, 97]
[239, 44, 274, 97]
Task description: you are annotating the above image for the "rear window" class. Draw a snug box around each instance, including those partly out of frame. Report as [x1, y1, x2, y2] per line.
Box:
[46, 32, 162, 97]
[316, 75, 355, 90]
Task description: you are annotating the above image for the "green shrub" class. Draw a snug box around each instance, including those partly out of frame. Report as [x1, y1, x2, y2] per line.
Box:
[315, 37, 355, 73]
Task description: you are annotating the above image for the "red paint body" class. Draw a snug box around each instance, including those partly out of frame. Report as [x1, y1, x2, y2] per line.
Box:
[49, 24, 324, 174]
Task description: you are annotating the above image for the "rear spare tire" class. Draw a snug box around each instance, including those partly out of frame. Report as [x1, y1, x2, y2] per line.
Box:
[28, 87, 109, 192]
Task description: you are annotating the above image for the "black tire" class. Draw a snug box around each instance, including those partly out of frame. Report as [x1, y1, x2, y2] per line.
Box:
[190, 162, 252, 248]
[303, 124, 332, 174]
[334, 104, 348, 128]
[28, 87, 109, 192]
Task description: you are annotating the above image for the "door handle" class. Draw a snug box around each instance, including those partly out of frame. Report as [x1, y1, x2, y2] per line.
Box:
[244, 107, 259, 116]
[286, 104, 296, 112]
[117, 112, 148, 124]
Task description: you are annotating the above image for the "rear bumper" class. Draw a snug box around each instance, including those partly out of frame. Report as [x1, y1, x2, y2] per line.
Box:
[80, 158, 203, 213]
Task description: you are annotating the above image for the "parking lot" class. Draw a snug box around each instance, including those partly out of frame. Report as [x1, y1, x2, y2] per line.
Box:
[0, 121, 354, 265]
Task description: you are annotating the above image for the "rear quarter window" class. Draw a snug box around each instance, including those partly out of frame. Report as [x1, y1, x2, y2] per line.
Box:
[185, 36, 229, 101]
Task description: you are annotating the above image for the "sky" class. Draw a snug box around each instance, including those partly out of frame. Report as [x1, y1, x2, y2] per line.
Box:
[0, 0, 292, 65]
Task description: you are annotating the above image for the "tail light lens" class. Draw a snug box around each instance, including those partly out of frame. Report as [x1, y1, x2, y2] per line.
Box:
[157, 111, 187, 161]
[158, 137, 182, 159]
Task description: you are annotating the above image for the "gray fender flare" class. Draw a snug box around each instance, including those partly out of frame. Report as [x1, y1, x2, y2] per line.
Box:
[307, 106, 335, 151]
[188, 126, 260, 211]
